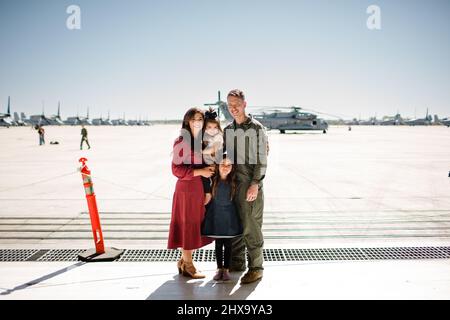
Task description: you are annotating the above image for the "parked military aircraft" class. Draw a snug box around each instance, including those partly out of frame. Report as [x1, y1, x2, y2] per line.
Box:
[65, 108, 92, 125]
[48, 102, 65, 125]
[92, 111, 113, 125]
[111, 113, 128, 126]
[20, 112, 32, 126]
[13, 112, 26, 126]
[405, 109, 432, 126]
[250, 106, 329, 133]
[379, 113, 404, 125]
[435, 115, 450, 127]
[0, 96, 14, 127]
[29, 102, 64, 126]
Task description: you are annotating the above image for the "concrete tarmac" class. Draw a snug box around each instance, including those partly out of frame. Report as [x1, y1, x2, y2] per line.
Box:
[1, 125, 449, 299]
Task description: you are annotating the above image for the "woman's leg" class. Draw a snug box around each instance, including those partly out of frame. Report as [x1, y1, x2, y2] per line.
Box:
[181, 248, 205, 279]
[182, 249, 193, 263]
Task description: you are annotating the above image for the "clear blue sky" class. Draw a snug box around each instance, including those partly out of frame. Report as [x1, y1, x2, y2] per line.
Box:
[1, 0, 449, 120]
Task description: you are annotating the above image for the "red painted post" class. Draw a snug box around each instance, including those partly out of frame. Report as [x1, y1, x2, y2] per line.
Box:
[79, 157, 105, 254]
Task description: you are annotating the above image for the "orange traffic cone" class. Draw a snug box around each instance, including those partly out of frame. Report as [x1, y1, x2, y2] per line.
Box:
[77, 157, 124, 262]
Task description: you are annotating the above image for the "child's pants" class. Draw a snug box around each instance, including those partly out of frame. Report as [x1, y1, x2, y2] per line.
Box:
[215, 238, 232, 269]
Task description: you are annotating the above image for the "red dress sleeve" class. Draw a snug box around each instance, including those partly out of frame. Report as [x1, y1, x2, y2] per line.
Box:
[171, 138, 194, 180]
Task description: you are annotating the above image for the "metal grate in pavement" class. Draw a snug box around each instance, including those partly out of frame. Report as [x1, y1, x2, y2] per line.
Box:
[119, 249, 181, 262]
[438, 246, 450, 256]
[361, 247, 448, 260]
[194, 249, 216, 263]
[263, 249, 286, 261]
[37, 249, 85, 262]
[0, 249, 40, 262]
[283, 248, 369, 261]
[1, 247, 449, 262]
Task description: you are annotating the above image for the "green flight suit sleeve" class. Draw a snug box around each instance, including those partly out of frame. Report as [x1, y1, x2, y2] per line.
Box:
[251, 125, 268, 186]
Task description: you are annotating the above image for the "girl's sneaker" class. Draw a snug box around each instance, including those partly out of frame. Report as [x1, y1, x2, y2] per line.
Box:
[222, 269, 231, 281]
[213, 268, 223, 281]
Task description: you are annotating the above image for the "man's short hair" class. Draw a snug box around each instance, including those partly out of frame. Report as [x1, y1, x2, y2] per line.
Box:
[227, 89, 245, 101]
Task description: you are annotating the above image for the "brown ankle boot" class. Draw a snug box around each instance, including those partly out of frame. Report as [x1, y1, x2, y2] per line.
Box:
[240, 270, 263, 284]
[177, 257, 184, 274]
[182, 261, 205, 279]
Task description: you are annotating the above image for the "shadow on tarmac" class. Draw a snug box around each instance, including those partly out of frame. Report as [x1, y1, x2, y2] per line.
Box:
[146, 271, 260, 300]
[0, 262, 86, 296]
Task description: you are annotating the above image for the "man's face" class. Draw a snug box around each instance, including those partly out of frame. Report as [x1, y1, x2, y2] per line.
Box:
[227, 96, 246, 119]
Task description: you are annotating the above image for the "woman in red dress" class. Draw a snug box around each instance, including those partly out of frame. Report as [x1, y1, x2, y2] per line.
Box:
[168, 107, 215, 278]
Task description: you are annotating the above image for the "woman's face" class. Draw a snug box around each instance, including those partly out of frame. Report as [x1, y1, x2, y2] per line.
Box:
[189, 113, 204, 136]
[219, 158, 232, 177]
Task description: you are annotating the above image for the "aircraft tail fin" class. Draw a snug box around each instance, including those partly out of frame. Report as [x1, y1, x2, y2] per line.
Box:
[7, 96, 10, 115]
[13, 112, 20, 121]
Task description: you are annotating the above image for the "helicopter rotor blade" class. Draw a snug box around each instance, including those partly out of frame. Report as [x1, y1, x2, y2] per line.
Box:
[300, 108, 352, 120]
[248, 106, 289, 109]
[249, 104, 353, 120]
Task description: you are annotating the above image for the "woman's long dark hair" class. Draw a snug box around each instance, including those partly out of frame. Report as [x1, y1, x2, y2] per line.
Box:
[179, 107, 204, 150]
[211, 160, 236, 201]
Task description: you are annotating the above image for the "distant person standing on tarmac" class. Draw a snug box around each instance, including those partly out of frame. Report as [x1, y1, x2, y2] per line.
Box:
[37, 125, 45, 145]
[80, 125, 91, 150]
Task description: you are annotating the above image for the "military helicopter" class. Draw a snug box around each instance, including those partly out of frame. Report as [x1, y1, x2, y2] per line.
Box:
[249, 106, 329, 134]
[204, 91, 329, 133]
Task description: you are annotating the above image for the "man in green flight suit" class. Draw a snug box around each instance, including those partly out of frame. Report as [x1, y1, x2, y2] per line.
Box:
[80, 125, 91, 150]
[223, 89, 268, 285]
